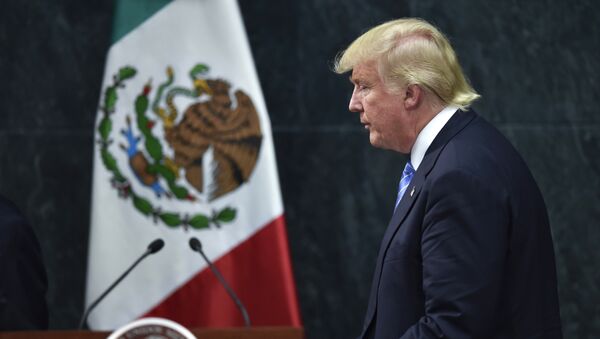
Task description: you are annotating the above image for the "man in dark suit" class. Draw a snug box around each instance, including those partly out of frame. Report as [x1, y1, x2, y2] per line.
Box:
[0, 194, 48, 330]
[334, 18, 562, 338]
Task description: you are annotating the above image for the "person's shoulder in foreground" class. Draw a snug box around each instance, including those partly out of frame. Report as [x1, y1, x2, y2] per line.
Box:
[0, 194, 48, 330]
[334, 17, 562, 338]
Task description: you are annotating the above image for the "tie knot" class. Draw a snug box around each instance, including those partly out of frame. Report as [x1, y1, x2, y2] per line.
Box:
[403, 161, 415, 176]
[394, 161, 416, 211]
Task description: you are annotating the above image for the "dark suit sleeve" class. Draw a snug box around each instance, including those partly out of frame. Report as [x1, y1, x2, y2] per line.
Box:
[400, 169, 509, 338]
[0, 198, 49, 330]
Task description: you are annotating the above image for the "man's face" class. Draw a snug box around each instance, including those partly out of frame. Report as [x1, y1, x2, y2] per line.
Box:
[348, 60, 418, 154]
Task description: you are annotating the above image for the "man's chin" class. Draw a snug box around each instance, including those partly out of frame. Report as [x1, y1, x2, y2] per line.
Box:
[369, 136, 408, 154]
[369, 135, 385, 149]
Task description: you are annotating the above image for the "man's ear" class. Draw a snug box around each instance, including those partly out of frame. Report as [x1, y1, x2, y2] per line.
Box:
[404, 84, 422, 110]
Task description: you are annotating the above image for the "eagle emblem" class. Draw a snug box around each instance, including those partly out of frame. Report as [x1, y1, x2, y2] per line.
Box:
[97, 64, 262, 230]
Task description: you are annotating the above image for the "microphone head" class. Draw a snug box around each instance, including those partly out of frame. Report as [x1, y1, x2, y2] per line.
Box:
[189, 237, 202, 252]
[148, 239, 165, 254]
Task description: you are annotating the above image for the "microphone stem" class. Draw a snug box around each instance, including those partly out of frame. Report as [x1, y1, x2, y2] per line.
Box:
[198, 250, 251, 327]
[79, 250, 151, 329]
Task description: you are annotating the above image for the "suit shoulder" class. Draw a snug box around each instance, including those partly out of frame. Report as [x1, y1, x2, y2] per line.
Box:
[431, 115, 538, 191]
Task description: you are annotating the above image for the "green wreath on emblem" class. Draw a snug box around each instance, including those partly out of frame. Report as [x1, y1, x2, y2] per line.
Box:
[97, 66, 240, 230]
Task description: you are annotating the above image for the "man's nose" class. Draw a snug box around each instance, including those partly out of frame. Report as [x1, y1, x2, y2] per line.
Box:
[349, 90, 362, 112]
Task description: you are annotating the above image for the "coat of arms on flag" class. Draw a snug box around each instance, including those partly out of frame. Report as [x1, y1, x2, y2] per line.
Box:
[85, 0, 301, 330]
[98, 63, 262, 230]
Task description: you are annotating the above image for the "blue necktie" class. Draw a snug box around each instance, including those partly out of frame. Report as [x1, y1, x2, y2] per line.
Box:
[394, 161, 415, 211]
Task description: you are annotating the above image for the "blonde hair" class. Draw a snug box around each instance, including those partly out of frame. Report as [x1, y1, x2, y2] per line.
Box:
[334, 18, 480, 110]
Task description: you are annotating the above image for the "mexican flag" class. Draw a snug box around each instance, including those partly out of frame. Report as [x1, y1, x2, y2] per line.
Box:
[85, 0, 301, 330]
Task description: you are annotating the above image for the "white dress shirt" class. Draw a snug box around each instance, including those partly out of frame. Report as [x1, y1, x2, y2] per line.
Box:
[410, 106, 459, 170]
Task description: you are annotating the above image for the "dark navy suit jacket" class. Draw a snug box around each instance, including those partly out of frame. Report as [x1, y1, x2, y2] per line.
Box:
[360, 110, 562, 338]
[0, 195, 48, 330]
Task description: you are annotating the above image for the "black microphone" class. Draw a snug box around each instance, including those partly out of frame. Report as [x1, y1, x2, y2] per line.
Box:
[79, 238, 165, 329]
[189, 237, 251, 327]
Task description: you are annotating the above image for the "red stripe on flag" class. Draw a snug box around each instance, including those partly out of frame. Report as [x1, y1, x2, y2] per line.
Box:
[143, 215, 302, 327]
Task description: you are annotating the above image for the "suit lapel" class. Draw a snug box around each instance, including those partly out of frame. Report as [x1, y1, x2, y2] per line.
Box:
[362, 110, 477, 331]
[382, 110, 476, 254]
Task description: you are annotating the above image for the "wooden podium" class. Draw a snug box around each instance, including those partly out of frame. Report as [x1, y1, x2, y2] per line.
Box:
[0, 327, 304, 339]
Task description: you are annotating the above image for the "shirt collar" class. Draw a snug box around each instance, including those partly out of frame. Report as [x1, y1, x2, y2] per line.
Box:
[410, 106, 458, 170]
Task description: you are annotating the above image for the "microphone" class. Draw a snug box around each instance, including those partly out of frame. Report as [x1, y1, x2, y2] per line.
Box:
[189, 237, 251, 327]
[79, 238, 165, 329]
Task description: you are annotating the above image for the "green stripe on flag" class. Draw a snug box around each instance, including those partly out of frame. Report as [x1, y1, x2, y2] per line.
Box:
[111, 0, 172, 44]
